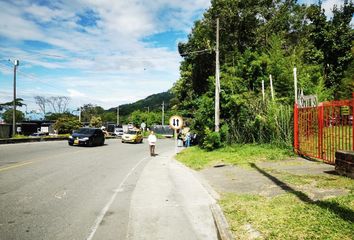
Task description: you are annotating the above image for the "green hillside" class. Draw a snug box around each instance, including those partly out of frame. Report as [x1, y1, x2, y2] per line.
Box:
[107, 91, 173, 116]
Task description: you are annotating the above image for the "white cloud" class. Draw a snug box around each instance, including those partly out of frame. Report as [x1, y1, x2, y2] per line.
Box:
[67, 89, 86, 98]
[322, 0, 344, 18]
[0, 2, 43, 41]
[0, 0, 210, 110]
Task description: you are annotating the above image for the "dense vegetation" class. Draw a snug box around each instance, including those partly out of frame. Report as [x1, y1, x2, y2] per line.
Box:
[107, 91, 173, 117]
[172, 0, 354, 149]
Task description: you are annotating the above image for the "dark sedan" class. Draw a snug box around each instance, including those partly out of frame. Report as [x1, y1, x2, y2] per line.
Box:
[68, 128, 105, 147]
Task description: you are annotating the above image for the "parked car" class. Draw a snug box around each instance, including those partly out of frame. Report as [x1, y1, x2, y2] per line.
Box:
[29, 132, 47, 137]
[121, 129, 143, 143]
[114, 128, 124, 137]
[68, 128, 105, 147]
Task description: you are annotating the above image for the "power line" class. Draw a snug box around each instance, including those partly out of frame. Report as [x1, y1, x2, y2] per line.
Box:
[180, 48, 212, 57]
[0, 62, 63, 93]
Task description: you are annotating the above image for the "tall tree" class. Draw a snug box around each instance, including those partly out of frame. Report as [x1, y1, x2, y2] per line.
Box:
[0, 98, 25, 110]
[46, 96, 70, 113]
[307, 1, 354, 97]
[34, 96, 47, 115]
[3, 109, 25, 123]
[81, 104, 105, 122]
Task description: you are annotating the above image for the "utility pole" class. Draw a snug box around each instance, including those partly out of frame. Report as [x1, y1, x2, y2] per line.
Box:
[162, 101, 165, 126]
[117, 106, 120, 125]
[215, 17, 220, 132]
[79, 107, 81, 122]
[262, 80, 265, 102]
[12, 60, 19, 137]
[293, 67, 298, 104]
[270, 74, 274, 101]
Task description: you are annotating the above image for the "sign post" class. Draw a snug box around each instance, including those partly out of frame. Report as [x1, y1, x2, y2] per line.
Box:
[140, 122, 146, 132]
[169, 115, 184, 152]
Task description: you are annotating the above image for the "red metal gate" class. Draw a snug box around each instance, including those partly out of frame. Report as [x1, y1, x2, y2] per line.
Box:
[294, 93, 354, 164]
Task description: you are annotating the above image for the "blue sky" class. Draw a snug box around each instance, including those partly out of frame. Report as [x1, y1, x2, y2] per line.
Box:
[0, 0, 349, 115]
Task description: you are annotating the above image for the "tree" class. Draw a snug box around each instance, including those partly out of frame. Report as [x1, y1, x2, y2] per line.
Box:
[128, 110, 161, 127]
[81, 104, 105, 122]
[45, 112, 75, 121]
[46, 96, 70, 113]
[34, 96, 47, 115]
[0, 98, 26, 111]
[307, 1, 354, 97]
[54, 117, 82, 134]
[2, 109, 25, 123]
[172, 0, 353, 146]
[90, 116, 102, 128]
[101, 112, 116, 122]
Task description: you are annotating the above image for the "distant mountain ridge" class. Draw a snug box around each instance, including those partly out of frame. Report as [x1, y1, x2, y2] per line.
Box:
[107, 91, 173, 116]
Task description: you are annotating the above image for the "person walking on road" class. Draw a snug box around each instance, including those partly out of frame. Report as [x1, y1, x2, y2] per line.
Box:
[148, 131, 157, 156]
[185, 132, 191, 147]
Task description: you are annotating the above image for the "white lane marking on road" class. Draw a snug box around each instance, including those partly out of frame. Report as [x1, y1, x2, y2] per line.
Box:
[54, 191, 67, 199]
[85, 156, 149, 240]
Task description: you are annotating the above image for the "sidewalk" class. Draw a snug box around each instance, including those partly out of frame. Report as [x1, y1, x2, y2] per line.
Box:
[127, 149, 218, 240]
[200, 158, 348, 200]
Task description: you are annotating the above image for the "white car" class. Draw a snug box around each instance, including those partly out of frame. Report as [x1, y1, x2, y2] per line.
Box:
[114, 128, 124, 137]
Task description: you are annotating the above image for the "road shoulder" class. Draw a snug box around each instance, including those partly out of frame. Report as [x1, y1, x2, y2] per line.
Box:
[127, 150, 218, 240]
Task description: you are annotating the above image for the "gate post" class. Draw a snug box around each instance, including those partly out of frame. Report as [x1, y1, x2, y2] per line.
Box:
[294, 103, 299, 153]
[352, 92, 354, 150]
[318, 103, 324, 159]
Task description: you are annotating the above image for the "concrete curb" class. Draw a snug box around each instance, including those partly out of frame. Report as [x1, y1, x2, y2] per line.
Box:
[210, 204, 234, 240]
[0, 137, 68, 144]
[172, 153, 233, 240]
[0, 136, 118, 144]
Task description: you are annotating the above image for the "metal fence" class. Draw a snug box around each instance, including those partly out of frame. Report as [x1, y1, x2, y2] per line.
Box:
[0, 124, 11, 138]
[150, 125, 174, 136]
[294, 93, 354, 164]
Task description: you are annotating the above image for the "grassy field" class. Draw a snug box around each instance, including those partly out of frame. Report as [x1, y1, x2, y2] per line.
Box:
[176, 144, 295, 170]
[176, 144, 354, 239]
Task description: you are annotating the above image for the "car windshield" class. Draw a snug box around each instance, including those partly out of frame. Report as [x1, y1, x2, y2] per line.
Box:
[127, 130, 137, 134]
[76, 128, 95, 134]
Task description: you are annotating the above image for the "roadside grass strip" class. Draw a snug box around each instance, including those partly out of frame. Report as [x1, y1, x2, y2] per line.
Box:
[176, 144, 295, 170]
[176, 144, 354, 239]
[220, 193, 354, 240]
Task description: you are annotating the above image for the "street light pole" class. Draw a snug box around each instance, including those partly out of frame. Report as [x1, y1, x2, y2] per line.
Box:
[215, 18, 220, 132]
[162, 101, 165, 126]
[117, 106, 119, 125]
[12, 60, 19, 137]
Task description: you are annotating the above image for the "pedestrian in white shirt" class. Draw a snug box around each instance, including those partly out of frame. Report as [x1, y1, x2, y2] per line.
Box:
[148, 131, 157, 156]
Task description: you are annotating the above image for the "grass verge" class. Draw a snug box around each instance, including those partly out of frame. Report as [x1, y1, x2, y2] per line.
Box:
[176, 144, 295, 170]
[220, 193, 354, 240]
[176, 144, 354, 239]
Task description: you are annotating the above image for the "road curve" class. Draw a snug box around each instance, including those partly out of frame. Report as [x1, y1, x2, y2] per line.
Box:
[0, 139, 174, 240]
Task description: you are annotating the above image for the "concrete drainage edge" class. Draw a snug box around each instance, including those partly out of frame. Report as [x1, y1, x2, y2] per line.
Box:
[171, 155, 233, 240]
[210, 203, 233, 240]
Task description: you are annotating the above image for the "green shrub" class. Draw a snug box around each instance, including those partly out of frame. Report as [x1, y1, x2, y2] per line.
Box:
[202, 127, 222, 151]
[54, 117, 82, 134]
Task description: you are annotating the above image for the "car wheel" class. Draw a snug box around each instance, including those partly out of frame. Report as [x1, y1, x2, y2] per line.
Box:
[68, 142, 73, 146]
[140, 139, 143, 143]
[88, 140, 94, 147]
[122, 140, 125, 143]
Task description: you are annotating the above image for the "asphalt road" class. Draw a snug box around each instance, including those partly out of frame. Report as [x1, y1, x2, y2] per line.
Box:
[0, 138, 174, 240]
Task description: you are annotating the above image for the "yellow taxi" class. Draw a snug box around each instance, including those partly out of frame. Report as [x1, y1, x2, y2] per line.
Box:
[121, 129, 143, 143]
